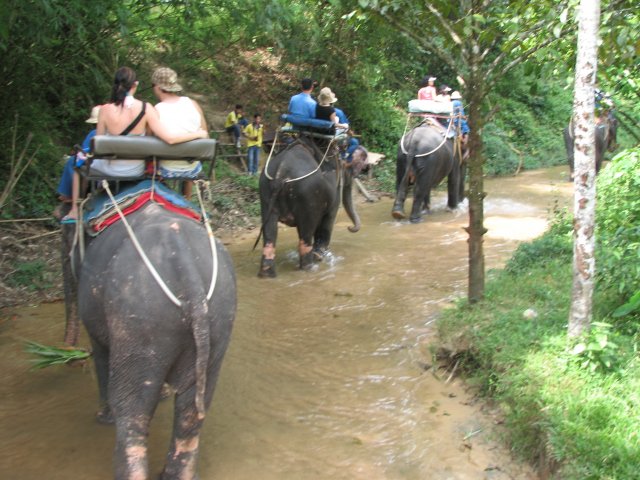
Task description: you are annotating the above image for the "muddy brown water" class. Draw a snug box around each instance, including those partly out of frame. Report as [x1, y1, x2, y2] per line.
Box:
[0, 166, 572, 480]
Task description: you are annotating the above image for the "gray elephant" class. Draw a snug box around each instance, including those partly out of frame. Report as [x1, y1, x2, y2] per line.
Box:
[61, 194, 236, 479]
[391, 122, 466, 223]
[564, 112, 618, 179]
[257, 134, 363, 277]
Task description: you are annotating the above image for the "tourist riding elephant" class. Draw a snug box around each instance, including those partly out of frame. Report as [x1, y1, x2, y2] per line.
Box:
[60, 198, 236, 480]
[564, 112, 618, 179]
[391, 122, 466, 223]
[257, 134, 363, 278]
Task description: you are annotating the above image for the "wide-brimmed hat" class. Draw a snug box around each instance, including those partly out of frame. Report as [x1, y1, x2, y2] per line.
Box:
[85, 105, 100, 124]
[451, 91, 462, 100]
[318, 87, 338, 106]
[152, 67, 183, 93]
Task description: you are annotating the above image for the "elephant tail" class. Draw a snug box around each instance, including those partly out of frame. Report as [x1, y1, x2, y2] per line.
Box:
[252, 178, 286, 251]
[188, 299, 211, 420]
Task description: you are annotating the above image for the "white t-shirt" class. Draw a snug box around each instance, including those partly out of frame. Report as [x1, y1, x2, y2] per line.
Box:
[156, 97, 202, 172]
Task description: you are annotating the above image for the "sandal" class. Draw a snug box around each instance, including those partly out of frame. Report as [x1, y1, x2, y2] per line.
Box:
[60, 215, 77, 224]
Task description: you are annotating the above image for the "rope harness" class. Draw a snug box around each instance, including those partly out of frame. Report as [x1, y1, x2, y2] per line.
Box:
[264, 133, 339, 184]
[400, 113, 459, 157]
[68, 178, 218, 308]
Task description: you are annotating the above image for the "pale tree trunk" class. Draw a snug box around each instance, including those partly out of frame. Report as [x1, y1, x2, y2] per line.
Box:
[569, 0, 600, 337]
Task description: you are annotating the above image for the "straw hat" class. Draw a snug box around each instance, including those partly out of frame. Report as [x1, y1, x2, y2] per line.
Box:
[85, 105, 101, 124]
[317, 87, 338, 106]
[451, 91, 462, 100]
[151, 67, 183, 93]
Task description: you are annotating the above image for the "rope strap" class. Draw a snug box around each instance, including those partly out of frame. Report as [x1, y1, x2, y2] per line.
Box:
[101, 180, 183, 307]
[194, 180, 218, 300]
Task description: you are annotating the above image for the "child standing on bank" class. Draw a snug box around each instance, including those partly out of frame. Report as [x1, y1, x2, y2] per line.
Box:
[244, 113, 263, 175]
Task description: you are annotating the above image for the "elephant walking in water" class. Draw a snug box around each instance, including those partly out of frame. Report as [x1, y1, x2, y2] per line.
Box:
[564, 112, 618, 179]
[392, 122, 466, 223]
[61, 200, 236, 480]
[257, 134, 363, 277]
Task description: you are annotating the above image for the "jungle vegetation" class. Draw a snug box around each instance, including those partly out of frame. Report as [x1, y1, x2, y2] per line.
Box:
[1, 1, 639, 477]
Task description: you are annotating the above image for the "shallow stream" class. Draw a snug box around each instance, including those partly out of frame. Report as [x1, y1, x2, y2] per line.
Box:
[0, 166, 572, 479]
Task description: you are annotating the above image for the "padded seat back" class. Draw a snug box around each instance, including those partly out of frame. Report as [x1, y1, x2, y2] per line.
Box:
[91, 136, 217, 161]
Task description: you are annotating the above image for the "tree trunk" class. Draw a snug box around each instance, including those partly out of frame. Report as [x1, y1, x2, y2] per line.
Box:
[569, 0, 600, 337]
[465, 75, 487, 303]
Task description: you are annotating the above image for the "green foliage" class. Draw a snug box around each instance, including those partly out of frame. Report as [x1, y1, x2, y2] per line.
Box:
[596, 148, 640, 298]
[481, 123, 521, 176]
[613, 290, 640, 318]
[505, 231, 572, 274]
[24, 341, 91, 369]
[437, 235, 640, 478]
[6, 260, 51, 291]
[568, 322, 623, 374]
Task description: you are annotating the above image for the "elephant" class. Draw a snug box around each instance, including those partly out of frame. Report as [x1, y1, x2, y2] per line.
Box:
[60, 198, 236, 480]
[564, 112, 618, 179]
[391, 122, 466, 223]
[257, 134, 363, 278]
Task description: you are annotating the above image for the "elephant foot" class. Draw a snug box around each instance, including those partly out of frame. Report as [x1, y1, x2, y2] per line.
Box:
[96, 405, 114, 425]
[409, 215, 423, 224]
[258, 256, 276, 278]
[300, 251, 315, 270]
[391, 206, 406, 220]
[312, 247, 327, 262]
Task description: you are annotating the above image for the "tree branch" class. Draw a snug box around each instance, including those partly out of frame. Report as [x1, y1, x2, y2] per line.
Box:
[372, 10, 458, 71]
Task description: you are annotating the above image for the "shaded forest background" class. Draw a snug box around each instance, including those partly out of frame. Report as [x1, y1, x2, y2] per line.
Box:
[0, 0, 638, 218]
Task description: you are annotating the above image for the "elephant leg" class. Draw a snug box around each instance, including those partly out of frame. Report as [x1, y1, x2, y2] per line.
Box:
[258, 216, 278, 278]
[458, 162, 467, 201]
[409, 167, 429, 223]
[298, 239, 315, 270]
[110, 356, 166, 480]
[312, 209, 338, 261]
[421, 190, 431, 214]
[296, 217, 316, 271]
[160, 388, 204, 480]
[446, 168, 460, 209]
[392, 156, 410, 219]
[89, 338, 113, 424]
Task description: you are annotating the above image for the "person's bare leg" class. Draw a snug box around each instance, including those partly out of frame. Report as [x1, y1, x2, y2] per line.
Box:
[63, 172, 80, 220]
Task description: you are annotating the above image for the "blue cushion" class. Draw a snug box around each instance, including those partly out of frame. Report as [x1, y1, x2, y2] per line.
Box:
[280, 114, 335, 131]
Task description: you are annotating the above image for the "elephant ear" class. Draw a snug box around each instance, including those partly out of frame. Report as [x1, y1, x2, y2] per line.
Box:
[349, 146, 368, 177]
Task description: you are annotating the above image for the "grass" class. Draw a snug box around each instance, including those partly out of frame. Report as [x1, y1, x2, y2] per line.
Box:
[24, 341, 91, 369]
[436, 234, 640, 479]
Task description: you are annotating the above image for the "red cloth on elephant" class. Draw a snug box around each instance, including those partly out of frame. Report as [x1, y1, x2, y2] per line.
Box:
[91, 192, 201, 233]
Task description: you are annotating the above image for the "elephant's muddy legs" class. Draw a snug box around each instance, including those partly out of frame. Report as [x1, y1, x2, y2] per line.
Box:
[258, 243, 276, 278]
[391, 199, 406, 220]
[299, 240, 314, 270]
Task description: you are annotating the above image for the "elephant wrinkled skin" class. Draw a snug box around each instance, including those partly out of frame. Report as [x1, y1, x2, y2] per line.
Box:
[392, 123, 466, 223]
[257, 135, 361, 277]
[61, 201, 236, 480]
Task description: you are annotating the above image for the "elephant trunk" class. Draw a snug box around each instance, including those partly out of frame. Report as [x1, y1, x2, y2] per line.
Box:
[342, 170, 361, 233]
